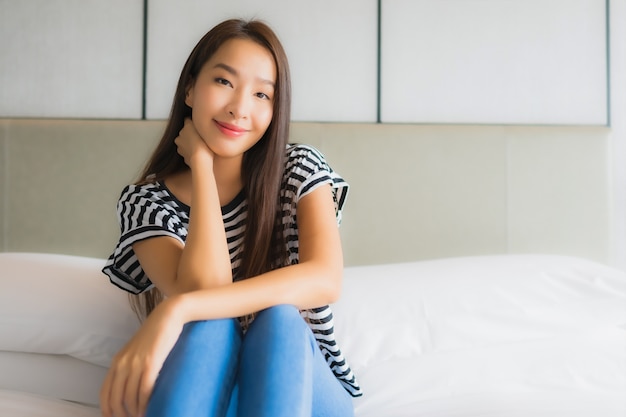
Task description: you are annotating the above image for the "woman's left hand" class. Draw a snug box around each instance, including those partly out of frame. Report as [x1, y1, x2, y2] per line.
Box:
[99, 298, 184, 417]
[175, 118, 214, 169]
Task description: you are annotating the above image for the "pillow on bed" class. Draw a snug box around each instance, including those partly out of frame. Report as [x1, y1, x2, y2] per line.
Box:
[331, 254, 626, 372]
[0, 253, 138, 367]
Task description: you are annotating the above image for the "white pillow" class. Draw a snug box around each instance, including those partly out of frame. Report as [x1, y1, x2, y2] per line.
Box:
[0, 253, 138, 367]
[331, 254, 626, 372]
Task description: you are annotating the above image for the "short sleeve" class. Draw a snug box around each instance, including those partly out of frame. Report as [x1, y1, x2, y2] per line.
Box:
[285, 145, 349, 225]
[101, 183, 189, 294]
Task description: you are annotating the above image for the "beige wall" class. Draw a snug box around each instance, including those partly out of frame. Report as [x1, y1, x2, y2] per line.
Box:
[0, 119, 612, 267]
[0, 119, 162, 258]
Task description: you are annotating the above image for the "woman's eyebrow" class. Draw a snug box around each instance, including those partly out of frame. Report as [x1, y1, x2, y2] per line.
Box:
[214, 62, 238, 76]
[213, 62, 275, 88]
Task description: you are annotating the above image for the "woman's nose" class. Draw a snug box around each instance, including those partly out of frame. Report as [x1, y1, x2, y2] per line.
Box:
[226, 93, 249, 120]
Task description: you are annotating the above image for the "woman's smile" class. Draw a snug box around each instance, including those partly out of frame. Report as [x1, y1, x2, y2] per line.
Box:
[214, 119, 249, 137]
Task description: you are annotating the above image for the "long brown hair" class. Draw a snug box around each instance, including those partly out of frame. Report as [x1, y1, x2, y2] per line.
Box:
[130, 19, 291, 319]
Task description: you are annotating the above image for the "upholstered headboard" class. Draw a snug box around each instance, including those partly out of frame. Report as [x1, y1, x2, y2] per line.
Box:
[0, 118, 612, 267]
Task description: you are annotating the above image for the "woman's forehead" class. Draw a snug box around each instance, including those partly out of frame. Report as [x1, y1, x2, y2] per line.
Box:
[206, 38, 277, 84]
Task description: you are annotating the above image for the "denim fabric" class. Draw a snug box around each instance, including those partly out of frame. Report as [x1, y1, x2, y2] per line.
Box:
[146, 305, 354, 417]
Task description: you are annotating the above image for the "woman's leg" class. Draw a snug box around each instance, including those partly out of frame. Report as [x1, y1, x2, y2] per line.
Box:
[236, 304, 354, 417]
[310, 340, 355, 417]
[146, 318, 241, 417]
[236, 305, 315, 417]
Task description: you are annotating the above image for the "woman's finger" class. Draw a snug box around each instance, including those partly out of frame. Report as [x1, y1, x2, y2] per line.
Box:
[109, 363, 130, 417]
[137, 365, 159, 417]
[174, 135, 190, 166]
[123, 362, 143, 417]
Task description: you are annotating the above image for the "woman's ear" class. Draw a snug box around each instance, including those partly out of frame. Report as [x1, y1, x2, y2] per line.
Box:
[184, 84, 193, 108]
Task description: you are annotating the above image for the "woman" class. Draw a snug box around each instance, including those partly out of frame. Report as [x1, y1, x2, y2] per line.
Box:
[100, 18, 361, 417]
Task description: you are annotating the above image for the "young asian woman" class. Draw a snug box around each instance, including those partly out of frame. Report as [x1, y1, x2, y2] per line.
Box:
[100, 18, 361, 417]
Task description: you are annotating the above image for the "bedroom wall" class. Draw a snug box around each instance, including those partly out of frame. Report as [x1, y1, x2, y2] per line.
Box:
[0, 119, 612, 268]
[1, 0, 624, 270]
[609, 0, 626, 271]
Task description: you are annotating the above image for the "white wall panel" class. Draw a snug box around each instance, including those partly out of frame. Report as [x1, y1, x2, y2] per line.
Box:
[381, 0, 608, 125]
[0, 0, 144, 119]
[146, 0, 378, 122]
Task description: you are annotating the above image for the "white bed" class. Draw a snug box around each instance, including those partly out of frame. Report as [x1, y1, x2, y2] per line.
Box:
[1, 252, 625, 416]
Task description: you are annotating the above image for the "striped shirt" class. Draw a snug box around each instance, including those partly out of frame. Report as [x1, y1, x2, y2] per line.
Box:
[102, 144, 362, 397]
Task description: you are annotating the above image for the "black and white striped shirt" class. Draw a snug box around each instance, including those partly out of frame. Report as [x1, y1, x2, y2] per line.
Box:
[102, 144, 362, 397]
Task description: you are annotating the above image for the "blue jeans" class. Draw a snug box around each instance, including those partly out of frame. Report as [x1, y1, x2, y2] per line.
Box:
[145, 304, 354, 417]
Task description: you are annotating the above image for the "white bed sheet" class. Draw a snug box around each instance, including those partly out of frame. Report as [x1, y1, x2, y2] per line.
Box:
[333, 254, 626, 417]
[352, 326, 626, 416]
[1, 253, 624, 416]
[0, 351, 106, 406]
[0, 389, 99, 417]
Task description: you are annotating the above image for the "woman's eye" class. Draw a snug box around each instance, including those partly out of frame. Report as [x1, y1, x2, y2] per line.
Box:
[215, 77, 232, 87]
[255, 92, 271, 100]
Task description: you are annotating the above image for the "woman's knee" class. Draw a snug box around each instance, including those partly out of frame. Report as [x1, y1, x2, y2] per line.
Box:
[180, 318, 241, 347]
[253, 304, 306, 331]
[246, 305, 315, 350]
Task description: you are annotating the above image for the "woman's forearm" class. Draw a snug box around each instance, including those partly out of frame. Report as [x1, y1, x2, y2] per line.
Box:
[176, 159, 232, 291]
[170, 259, 343, 324]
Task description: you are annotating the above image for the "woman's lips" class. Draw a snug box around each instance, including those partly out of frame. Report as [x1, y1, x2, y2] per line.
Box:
[214, 120, 248, 137]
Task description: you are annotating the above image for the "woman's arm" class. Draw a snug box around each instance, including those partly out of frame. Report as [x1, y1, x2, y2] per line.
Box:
[132, 119, 232, 296]
[100, 182, 343, 417]
[100, 183, 344, 417]
[173, 182, 344, 321]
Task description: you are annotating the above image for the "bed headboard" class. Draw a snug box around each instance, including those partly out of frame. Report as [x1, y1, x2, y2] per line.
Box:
[0, 118, 612, 267]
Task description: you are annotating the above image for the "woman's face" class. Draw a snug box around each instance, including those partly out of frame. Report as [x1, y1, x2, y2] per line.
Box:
[185, 38, 277, 160]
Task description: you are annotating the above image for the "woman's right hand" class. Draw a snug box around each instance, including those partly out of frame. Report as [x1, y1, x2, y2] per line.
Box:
[175, 118, 214, 168]
[99, 298, 185, 417]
